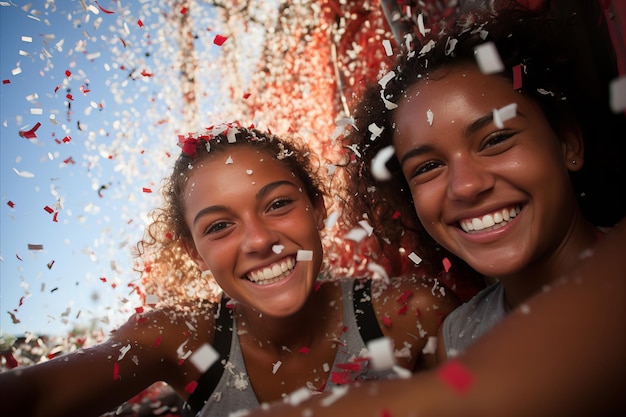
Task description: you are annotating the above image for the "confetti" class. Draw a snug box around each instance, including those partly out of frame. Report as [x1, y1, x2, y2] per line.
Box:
[492, 103, 517, 128]
[296, 250, 313, 261]
[426, 109, 434, 126]
[437, 360, 474, 394]
[512, 64, 522, 90]
[214, 34, 228, 46]
[442, 257, 452, 272]
[367, 337, 395, 371]
[28, 244, 44, 251]
[272, 244, 284, 254]
[408, 252, 422, 265]
[343, 227, 367, 242]
[95, 1, 115, 14]
[189, 343, 219, 373]
[474, 42, 504, 74]
[609, 75, 626, 113]
[18, 122, 41, 138]
[422, 336, 437, 355]
[185, 381, 198, 394]
[272, 361, 282, 374]
[371, 145, 395, 180]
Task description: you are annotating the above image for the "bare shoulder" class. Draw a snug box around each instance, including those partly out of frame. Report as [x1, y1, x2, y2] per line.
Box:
[370, 273, 461, 371]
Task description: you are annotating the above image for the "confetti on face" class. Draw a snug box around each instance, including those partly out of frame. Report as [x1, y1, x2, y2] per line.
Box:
[296, 250, 313, 261]
[272, 244, 285, 254]
[421, 336, 438, 355]
[367, 337, 395, 371]
[442, 257, 452, 272]
[189, 343, 219, 373]
[370, 145, 395, 181]
[426, 109, 434, 126]
[474, 42, 504, 74]
[492, 103, 517, 129]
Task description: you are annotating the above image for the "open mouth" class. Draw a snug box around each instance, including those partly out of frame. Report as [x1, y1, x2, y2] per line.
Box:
[245, 257, 296, 285]
[459, 205, 521, 233]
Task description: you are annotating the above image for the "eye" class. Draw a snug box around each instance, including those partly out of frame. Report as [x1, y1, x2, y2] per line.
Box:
[204, 220, 232, 236]
[481, 131, 515, 151]
[267, 197, 294, 213]
[409, 160, 443, 179]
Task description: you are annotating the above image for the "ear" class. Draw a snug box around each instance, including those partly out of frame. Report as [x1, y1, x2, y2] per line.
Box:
[313, 194, 328, 231]
[184, 241, 209, 271]
[558, 119, 584, 172]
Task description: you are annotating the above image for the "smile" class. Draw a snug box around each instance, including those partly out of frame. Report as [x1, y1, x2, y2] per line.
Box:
[459, 206, 521, 233]
[245, 257, 296, 285]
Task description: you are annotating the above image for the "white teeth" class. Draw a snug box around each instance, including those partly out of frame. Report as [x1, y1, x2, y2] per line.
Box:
[247, 257, 295, 284]
[460, 206, 521, 233]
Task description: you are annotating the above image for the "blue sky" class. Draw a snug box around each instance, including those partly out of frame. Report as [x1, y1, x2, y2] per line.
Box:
[0, 1, 256, 337]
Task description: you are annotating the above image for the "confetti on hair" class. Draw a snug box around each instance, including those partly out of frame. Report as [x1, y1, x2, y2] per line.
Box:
[189, 343, 219, 373]
[445, 37, 458, 56]
[474, 42, 504, 74]
[382, 39, 393, 56]
[371, 145, 395, 180]
[492, 103, 517, 129]
[419, 39, 436, 56]
[324, 210, 339, 229]
[512, 64, 522, 90]
[367, 337, 395, 371]
[437, 360, 474, 394]
[408, 252, 422, 265]
[609, 75, 626, 113]
[296, 250, 313, 261]
[344, 227, 368, 242]
[378, 71, 395, 89]
[368, 123, 384, 141]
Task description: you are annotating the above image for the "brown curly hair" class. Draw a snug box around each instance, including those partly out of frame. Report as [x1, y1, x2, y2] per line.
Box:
[134, 123, 328, 306]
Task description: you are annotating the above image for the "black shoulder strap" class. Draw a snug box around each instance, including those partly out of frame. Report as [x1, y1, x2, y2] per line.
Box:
[184, 297, 234, 415]
[352, 279, 384, 344]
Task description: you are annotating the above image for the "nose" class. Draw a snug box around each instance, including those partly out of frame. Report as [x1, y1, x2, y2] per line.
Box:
[240, 215, 279, 254]
[446, 155, 494, 201]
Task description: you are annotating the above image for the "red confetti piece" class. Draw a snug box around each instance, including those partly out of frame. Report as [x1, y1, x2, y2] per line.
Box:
[140, 70, 153, 77]
[165, 232, 173, 240]
[185, 381, 198, 394]
[113, 363, 120, 380]
[7, 201, 15, 208]
[213, 34, 228, 46]
[380, 410, 392, 417]
[512, 64, 522, 90]
[137, 20, 144, 27]
[54, 85, 60, 93]
[2, 79, 10, 84]
[65, 70, 71, 77]
[298, 347, 310, 354]
[119, 37, 127, 47]
[397, 305, 408, 315]
[135, 306, 144, 314]
[154, 336, 162, 347]
[95, 1, 115, 14]
[437, 360, 474, 394]
[242, 92, 251, 99]
[19, 296, 25, 306]
[62, 136, 71, 143]
[137, 316, 148, 325]
[442, 257, 452, 272]
[382, 316, 392, 327]
[331, 371, 352, 385]
[100, 277, 108, 283]
[392, 211, 401, 219]
[16, 254, 23, 261]
[335, 362, 362, 372]
[52, 212, 59, 222]
[19, 122, 42, 139]
[396, 290, 413, 304]
[416, 307, 422, 318]
[3, 352, 18, 369]
[43, 206, 54, 214]
[66, 93, 74, 100]
[142, 187, 152, 193]
[180, 7, 187, 14]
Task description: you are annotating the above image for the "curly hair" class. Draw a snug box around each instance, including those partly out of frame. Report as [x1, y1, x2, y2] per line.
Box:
[341, 6, 626, 273]
[134, 123, 328, 306]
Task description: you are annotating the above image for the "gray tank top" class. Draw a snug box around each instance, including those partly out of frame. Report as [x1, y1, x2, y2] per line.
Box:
[197, 280, 397, 416]
[441, 282, 508, 357]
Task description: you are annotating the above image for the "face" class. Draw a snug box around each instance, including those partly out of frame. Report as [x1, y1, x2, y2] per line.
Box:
[392, 64, 583, 278]
[183, 146, 327, 317]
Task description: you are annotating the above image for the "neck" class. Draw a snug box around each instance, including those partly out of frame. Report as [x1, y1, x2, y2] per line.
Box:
[235, 281, 343, 354]
[500, 217, 599, 309]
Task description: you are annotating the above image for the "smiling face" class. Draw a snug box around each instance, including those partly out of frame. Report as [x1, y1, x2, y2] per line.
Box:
[392, 64, 584, 279]
[182, 146, 327, 317]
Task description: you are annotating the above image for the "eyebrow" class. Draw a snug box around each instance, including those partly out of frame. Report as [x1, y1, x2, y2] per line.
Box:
[192, 180, 299, 226]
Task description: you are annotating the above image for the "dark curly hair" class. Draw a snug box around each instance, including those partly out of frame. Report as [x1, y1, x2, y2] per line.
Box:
[134, 123, 327, 305]
[341, 6, 626, 274]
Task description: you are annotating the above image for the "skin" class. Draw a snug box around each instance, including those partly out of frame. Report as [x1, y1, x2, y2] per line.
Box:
[0, 144, 459, 417]
[393, 64, 597, 309]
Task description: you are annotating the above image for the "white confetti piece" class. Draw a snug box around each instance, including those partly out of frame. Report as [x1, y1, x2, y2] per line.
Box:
[382, 39, 393, 56]
[287, 387, 312, 405]
[272, 244, 285, 254]
[190, 343, 219, 373]
[474, 42, 504, 74]
[408, 252, 422, 265]
[426, 109, 434, 126]
[493, 103, 517, 128]
[367, 337, 395, 371]
[609, 75, 626, 113]
[246, 169, 253, 175]
[296, 250, 313, 261]
[358, 220, 374, 236]
[13, 168, 35, 178]
[368, 123, 384, 141]
[30, 108, 43, 115]
[380, 90, 398, 110]
[324, 211, 339, 229]
[367, 261, 389, 282]
[117, 344, 131, 360]
[392, 365, 412, 379]
[21, 36, 33, 42]
[422, 336, 438, 355]
[272, 360, 282, 374]
[371, 145, 395, 180]
[320, 385, 350, 407]
[378, 70, 396, 89]
[344, 227, 368, 243]
[145, 294, 159, 305]
[417, 14, 429, 37]
[226, 155, 234, 164]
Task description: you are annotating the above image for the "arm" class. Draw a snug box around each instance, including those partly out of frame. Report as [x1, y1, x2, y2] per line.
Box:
[0, 305, 213, 417]
[248, 219, 626, 417]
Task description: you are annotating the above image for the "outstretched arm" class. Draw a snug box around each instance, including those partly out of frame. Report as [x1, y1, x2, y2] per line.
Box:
[248, 219, 626, 417]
